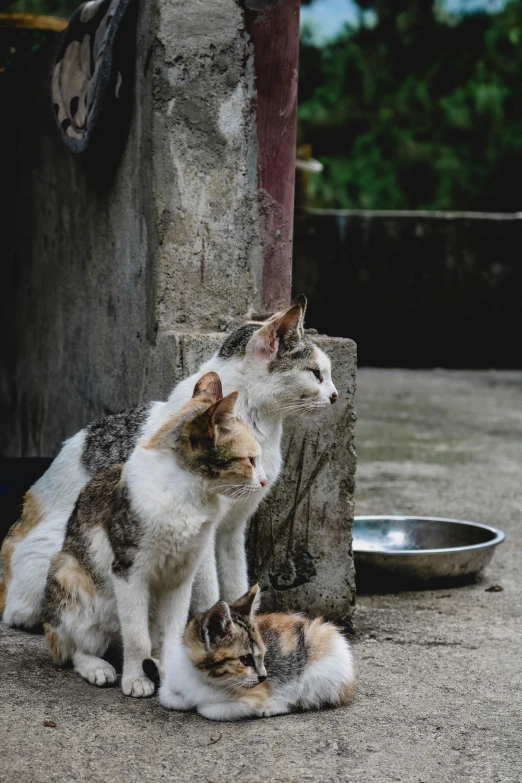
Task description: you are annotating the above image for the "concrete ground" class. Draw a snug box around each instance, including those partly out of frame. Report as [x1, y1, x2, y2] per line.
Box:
[1, 369, 521, 783]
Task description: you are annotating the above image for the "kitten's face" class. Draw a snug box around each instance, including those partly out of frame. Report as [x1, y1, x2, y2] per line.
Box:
[147, 372, 267, 494]
[185, 587, 267, 693]
[217, 296, 338, 417]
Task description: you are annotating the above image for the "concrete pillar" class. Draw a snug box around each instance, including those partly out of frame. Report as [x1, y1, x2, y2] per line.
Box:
[247, 336, 357, 622]
[0, 0, 356, 623]
[151, 0, 262, 332]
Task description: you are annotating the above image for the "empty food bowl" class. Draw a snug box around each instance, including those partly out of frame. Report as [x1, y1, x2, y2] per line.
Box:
[353, 515, 505, 588]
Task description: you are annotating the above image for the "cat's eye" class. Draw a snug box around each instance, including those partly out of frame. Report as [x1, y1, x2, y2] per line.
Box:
[249, 456, 256, 466]
[240, 654, 255, 668]
[310, 368, 323, 383]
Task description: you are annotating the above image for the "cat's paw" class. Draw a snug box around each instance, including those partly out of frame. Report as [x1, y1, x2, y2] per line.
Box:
[80, 661, 117, 687]
[121, 675, 155, 698]
[197, 705, 228, 721]
[260, 702, 288, 718]
[158, 684, 191, 711]
[198, 703, 252, 721]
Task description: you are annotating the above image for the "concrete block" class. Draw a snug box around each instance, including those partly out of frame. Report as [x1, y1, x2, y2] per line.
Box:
[247, 336, 357, 624]
[142, 331, 224, 401]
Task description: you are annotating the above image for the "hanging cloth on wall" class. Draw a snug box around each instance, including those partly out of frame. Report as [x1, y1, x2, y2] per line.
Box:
[51, 0, 135, 153]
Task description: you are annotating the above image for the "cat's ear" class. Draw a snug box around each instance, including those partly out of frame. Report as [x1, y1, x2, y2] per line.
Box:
[245, 322, 279, 362]
[290, 293, 308, 318]
[275, 297, 306, 347]
[201, 601, 232, 650]
[192, 371, 223, 403]
[229, 584, 261, 617]
[187, 391, 239, 444]
[246, 297, 307, 362]
[204, 391, 239, 437]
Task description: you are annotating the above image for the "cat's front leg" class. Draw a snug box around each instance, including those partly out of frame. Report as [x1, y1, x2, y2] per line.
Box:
[198, 700, 256, 722]
[216, 491, 267, 603]
[157, 580, 193, 674]
[190, 529, 220, 613]
[112, 571, 155, 697]
[258, 698, 290, 718]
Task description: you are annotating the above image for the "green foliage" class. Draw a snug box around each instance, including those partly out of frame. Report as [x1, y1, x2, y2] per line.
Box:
[298, 0, 522, 211]
[0, 28, 51, 70]
[4, 0, 78, 17]
[0, 0, 77, 71]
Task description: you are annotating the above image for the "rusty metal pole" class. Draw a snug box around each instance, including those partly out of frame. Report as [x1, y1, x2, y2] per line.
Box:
[248, 0, 300, 315]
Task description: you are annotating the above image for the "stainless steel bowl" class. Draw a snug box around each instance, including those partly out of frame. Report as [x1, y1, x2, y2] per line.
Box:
[354, 516, 505, 586]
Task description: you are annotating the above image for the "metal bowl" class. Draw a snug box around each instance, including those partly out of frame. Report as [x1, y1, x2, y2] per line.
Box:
[354, 516, 505, 587]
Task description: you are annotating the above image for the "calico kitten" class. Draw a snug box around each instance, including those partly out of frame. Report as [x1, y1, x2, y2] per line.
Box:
[42, 373, 266, 697]
[159, 585, 356, 720]
[3, 295, 339, 629]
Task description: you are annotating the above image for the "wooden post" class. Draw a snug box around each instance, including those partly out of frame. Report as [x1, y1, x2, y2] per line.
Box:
[248, 0, 300, 314]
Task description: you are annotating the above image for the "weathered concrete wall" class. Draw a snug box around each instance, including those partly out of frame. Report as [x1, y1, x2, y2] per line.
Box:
[293, 209, 522, 368]
[0, 13, 156, 457]
[0, 1, 263, 456]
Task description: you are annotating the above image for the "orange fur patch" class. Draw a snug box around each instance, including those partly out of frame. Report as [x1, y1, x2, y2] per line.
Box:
[53, 552, 97, 599]
[257, 612, 304, 654]
[239, 680, 273, 708]
[306, 618, 339, 663]
[184, 620, 203, 655]
[221, 419, 259, 455]
[0, 580, 6, 613]
[0, 538, 14, 593]
[1, 490, 42, 590]
[142, 402, 202, 450]
[338, 679, 357, 705]
[44, 623, 70, 665]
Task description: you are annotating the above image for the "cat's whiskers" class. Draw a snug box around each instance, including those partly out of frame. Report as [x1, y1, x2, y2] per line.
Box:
[275, 404, 301, 412]
[276, 400, 320, 420]
[212, 483, 249, 493]
[230, 486, 255, 500]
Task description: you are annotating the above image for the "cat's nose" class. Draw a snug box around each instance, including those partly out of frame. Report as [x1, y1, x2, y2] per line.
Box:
[258, 465, 268, 487]
[258, 674, 267, 683]
[330, 392, 338, 404]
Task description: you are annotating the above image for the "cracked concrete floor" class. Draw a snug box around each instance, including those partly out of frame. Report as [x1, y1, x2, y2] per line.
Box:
[1, 369, 521, 782]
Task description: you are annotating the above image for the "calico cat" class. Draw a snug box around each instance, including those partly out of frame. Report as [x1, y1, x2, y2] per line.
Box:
[42, 373, 266, 697]
[159, 585, 356, 720]
[3, 296, 339, 629]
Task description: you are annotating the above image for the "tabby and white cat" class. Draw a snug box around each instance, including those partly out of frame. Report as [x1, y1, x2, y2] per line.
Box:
[2, 296, 338, 628]
[42, 373, 266, 697]
[159, 586, 356, 720]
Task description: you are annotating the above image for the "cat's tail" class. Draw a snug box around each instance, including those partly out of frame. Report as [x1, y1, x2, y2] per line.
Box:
[302, 618, 357, 708]
[142, 658, 162, 694]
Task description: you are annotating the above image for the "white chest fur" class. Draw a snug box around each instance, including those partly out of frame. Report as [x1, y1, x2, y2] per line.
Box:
[124, 449, 224, 588]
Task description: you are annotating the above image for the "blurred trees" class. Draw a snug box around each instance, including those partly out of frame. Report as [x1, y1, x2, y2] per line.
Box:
[298, 0, 522, 211]
[2, 0, 77, 16]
